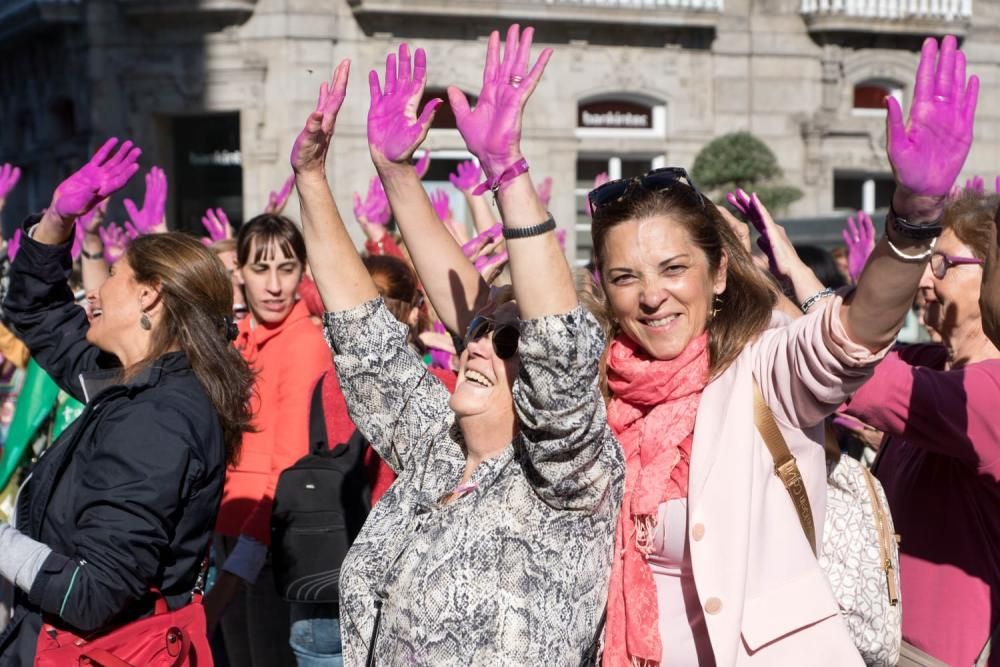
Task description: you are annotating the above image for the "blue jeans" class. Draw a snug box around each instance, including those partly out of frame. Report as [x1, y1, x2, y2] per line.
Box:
[289, 603, 342, 667]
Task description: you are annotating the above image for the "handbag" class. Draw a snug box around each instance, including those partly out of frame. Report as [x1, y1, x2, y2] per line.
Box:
[34, 588, 211, 667]
[271, 375, 372, 603]
[753, 381, 901, 666]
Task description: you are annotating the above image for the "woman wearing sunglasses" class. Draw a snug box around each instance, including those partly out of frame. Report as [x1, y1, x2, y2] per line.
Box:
[287, 26, 624, 666]
[581, 36, 977, 666]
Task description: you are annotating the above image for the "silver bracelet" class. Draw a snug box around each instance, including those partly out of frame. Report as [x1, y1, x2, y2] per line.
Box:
[886, 235, 937, 262]
[801, 288, 836, 314]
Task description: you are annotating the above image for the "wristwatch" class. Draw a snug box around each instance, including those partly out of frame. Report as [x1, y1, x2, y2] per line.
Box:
[887, 203, 943, 241]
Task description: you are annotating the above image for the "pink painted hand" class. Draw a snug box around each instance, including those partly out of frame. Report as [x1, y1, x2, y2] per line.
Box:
[0, 164, 21, 201]
[727, 188, 797, 279]
[429, 188, 451, 221]
[6, 230, 21, 262]
[965, 175, 985, 194]
[352, 175, 391, 226]
[367, 43, 442, 165]
[886, 36, 978, 199]
[290, 59, 351, 176]
[51, 138, 141, 219]
[266, 174, 296, 214]
[414, 150, 431, 179]
[461, 222, 503, 258]
[449, 160, 483, 194]
[474, 246, 508, 274]
[123, 166, 168, 235]
[202, 207, 232, 243]
[536, 176, 552, 208]
[842, 210, 876, 283]
[99, 222, 130, 265]
[447, 25, 553, 181]
[593, 172, 610, 189]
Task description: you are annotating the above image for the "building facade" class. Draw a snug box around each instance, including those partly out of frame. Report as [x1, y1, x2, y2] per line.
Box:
[1, 0, 997, 262]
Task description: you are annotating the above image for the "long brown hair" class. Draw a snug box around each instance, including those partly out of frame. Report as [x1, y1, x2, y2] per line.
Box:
[126, 233, 255, 465]
[590, 186, 777, 379]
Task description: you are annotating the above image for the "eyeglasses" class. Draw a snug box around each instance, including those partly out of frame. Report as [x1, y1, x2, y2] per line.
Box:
[930, 252, 983, 279]
[459, 314, 520, 360]
[587, 167, 704, 214]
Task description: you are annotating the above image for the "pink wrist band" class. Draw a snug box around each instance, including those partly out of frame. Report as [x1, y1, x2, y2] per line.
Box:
[472, 158, 529, 196]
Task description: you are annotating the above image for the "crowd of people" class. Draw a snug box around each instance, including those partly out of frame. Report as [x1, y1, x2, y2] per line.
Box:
[0, 24, 997, 667]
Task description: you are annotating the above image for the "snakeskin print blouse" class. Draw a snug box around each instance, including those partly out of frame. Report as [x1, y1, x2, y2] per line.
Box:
[322, 298, 624, 666]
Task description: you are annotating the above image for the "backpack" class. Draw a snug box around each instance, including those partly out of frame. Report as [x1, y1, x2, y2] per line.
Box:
[271, 376, 372, 603]
[753, 382, 901, 666]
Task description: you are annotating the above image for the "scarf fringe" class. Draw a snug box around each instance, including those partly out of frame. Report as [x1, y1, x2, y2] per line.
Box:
[631, 657, 658, 667]
[634, 514, 656, 556]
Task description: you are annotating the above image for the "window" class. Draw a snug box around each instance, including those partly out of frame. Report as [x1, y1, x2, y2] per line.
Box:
[574, 155, 661, 266]
[420, 88, 477, 130]
[173, 113, 242, 235]
[833, 172, 894, 213]
[852, 79, 903, 116]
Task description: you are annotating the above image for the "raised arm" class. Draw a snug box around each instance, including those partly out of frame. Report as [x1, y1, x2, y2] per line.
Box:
[4, 139, 141, 398]
[845, 35, 978, 351]
[448, 25, 573, 319]
[291, 60, 452, 469]
[368, 44, 490, 334]
[291, 60, 378, 311]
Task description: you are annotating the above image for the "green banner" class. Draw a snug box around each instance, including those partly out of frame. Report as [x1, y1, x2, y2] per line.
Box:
[0, 359, 60, 492]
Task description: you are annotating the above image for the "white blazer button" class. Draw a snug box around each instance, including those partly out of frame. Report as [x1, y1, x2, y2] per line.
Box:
[691, 523, 705, 541]
[704, 597, 722, 615]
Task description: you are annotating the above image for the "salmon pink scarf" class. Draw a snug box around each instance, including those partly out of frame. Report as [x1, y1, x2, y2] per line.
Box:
[603, 332, 710, 667]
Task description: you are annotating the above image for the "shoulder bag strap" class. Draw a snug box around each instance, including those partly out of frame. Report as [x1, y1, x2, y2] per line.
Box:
[752, 380, 817, 555]
[308, 374, 329, 456]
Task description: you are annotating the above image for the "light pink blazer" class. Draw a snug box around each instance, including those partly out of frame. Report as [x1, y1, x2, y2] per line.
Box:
[686, 296, 885, 665]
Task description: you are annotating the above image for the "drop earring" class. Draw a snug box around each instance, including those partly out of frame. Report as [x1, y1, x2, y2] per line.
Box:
[140, 312, 152, 330]
[711, 295, 723, 319]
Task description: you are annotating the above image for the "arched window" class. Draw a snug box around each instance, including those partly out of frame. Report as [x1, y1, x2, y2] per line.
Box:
[852, 79, 903, 114]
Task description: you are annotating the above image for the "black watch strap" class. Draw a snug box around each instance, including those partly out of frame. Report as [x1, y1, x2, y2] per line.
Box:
[888, 203, 943, 240]
[502, 214, 557, 240]
[80, 247, 104, 260]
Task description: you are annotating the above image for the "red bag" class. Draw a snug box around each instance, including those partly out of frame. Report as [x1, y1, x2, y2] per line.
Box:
[34, 590, 212, 667]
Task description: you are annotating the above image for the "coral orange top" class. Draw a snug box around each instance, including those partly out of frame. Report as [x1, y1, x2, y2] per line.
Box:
[215, 299, 333, 543]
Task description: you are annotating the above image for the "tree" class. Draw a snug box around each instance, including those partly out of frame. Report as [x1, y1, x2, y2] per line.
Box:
[691, 132, 803, 213]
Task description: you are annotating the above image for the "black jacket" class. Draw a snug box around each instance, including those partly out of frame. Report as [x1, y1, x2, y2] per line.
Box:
[0, 222, 225, 665]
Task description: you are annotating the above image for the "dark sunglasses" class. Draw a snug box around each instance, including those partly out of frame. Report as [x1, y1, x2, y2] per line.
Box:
[456, 315, 520, 360]
[587, 167, 704, 214]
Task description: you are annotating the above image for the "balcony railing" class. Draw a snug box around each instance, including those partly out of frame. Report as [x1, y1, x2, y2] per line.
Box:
[801, 0, 972, 35]
[348, 0, 723, 28]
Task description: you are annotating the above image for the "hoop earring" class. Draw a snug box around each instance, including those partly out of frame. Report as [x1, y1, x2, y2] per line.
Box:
[711, 295, 723, 319]
[140, 312, 152, 331]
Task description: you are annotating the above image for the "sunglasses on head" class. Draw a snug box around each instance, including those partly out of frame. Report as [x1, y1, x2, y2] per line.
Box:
[456, 314, 520, 360]
[587, 167, 704, 214]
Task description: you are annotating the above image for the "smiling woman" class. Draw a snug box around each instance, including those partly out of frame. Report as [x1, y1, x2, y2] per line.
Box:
[289, 27, 625, 665]
[0, 138, 254, 664]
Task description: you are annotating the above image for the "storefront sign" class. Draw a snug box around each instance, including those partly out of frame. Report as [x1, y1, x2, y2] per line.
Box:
[578, 99, 652, 129]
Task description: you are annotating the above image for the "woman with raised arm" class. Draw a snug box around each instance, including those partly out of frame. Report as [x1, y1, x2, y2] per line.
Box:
[290, 29, 624, 665]
[581, 35, 977, 666]
[0, 139, 254, 663]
